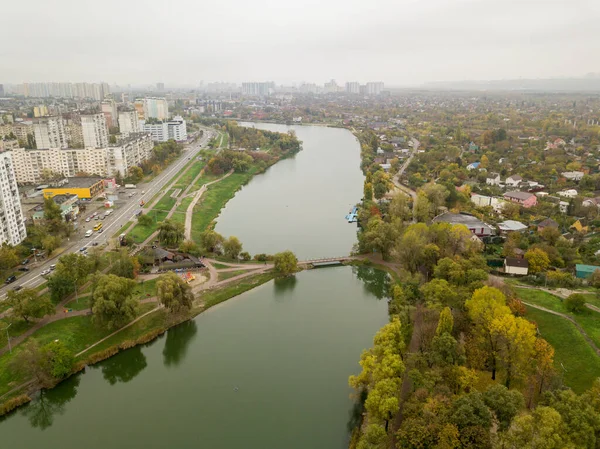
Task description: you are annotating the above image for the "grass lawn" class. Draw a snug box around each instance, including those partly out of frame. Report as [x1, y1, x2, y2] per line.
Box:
[64, 295, 92, 311]
[516, 288, 600, 349]
[152, 189, 178, 213]
[128, 209, 168, 244]
[190, 171, 256, 241]
[200, 272, 274, 309]
[0, 316, 36, 349]
[173, 160, 205, 190]
[113, 221, 134, 238]
[218, 269, 250, 282]
[133, 277, 158, 299]
[211, 262, 232, 269]
[524, 305, 600, 393]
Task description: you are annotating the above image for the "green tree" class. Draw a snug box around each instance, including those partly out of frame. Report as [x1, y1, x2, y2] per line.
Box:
[7, 288, 54, 322]
[525, 248, 550, 273]
[421, 182, 450, 212]
[437, 306, 454, 336]
[356, 424, 387, 449]
[415, 192, 432, 222]
[157, 219, 185, 246]
[47, 271, 76, 304]
[137, 213, 153, 227]
[40, 340, 74, 379]
[482, 384, 524, 430]
[90, 274, 138, 329]
[450, 392, 492, 430]
[199, 230, 224, 253]
[41, 235, 60, 255]
[239, 251, 251, 261]
[55, 253, 92, 286]
[43, 197, 62, 223]
[273, 250, 298, 276]
[420, 279, 457, 309]
[156, 271, 194, 314]
[10, 339, 74, 387]
[127, 166, 144, 183]
[108, 250, 140, 279]
[223, 236, 243, 260]
[0, 245, 19, 270]
[364, 181, 374, 201]
[565, 293, 586, 313]
[179, 239, 199, 255]
[501, 406, 568, 449]
[588, 269, 600, 289]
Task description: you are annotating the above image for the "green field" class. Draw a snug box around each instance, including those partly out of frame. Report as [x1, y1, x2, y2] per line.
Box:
[190, 170, 257, 241]
[524, 305, 600, 393]
[200, 272, 274, 309]
[173, 160, 205, 190]
[516, 288, 600, 349]
[218, 270, 249, 282]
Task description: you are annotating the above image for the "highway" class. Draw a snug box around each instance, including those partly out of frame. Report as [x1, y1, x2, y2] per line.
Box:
[0, 128, 214, 297]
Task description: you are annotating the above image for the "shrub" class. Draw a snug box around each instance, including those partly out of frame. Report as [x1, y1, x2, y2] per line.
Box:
[565, 294, 586, 313]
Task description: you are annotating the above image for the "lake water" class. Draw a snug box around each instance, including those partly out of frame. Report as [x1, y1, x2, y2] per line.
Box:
[1, 266, 390, 449]
[215, 123, 364, 260]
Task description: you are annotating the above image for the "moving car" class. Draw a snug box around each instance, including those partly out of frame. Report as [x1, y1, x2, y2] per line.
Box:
[85, 217, 91, 222]
[13, 285, 22, 291]
[18, 267, 29, 272]
[85, 230, 93, 237]
[5, 275, 17, 284]
[49, 264, 56, 270]
[79, 247, 87, 252]
[41, 269, 51, 276]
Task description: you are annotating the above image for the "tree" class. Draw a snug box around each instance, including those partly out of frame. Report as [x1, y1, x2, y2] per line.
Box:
[55, 253, 92, 286]
[482, 384, 524, 430]
[422, 182, 450, 212]
[239, 251, 251, 261]
[90, 274, 138, 329]
[223, 236, 243, 260]
[43, 197, 62, 223]
[415, 192, 432, 222]
[364, 181, 373, 201]
[589, 269, 600, 289]
[365, 378, 400, 431]
[127, 166, 143, 183]
[41, 235, 60, 256]
[157, 219, 185, 246]
[501, 406, 568, 449]
[199, 230, 224, 253]
[540, 227, 561, 246]
[10, 339, 73, 387]
[47, 270, 76, 304]
[7, 288, 54, 322]
[389, 192, 412, 222]
[420, 279, 457, 309]
[0, 245, 18, 270]
[137, 213, 153, 227]
[273, 251, 298, 276]
[565, 293, 586, 313]
[450, 392, 492, 430]
[109, 250, 140, 279]
[436, 307, 454, 336]
[525, 248, 550, 273]
[156, 271, 194, 314]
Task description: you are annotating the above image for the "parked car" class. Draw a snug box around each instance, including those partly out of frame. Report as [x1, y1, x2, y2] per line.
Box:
[79, 247, 87, 252]
[98, 228, 104, 234]
[91, 242, 99, 246]
[21, 259, 29, 265]
[85, 230, 93, 237]
[5, 275, 17, 284]
[13, 285, 22, 291]
[85, 217, 91, 222]
[18, 267, 29, 272]
[41, 269, 51, 276]
[49, 264, 56, 270]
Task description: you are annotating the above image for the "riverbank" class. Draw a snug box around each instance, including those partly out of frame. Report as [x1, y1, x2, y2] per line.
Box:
[0, 268, 276, 414]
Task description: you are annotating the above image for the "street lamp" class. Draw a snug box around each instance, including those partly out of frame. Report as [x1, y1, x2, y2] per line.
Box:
[2, 323, 12, 353]
[31, 248, 37, 263]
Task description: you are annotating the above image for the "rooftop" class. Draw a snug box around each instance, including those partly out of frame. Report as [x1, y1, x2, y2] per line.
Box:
[504, 191, 534, 200]
[432, 212, 489, 227]
[49, 177, 103, 189]
[498, 220, 528, 232]
[505, 258, 528, 268]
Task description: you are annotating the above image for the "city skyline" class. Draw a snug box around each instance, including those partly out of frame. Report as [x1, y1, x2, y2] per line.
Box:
[2, 0, 599, 86]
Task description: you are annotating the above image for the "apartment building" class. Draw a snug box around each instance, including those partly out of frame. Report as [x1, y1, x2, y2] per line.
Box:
[10, 147, 108, 184]
[33, 116, 68, 149]
[118, 110, 140, 134]
[167, 116, 187, 142]
[101, 99, 118, 128]
[81, 113, 108, 148]
[0, 152, 27, 245]
[143, 98, 169, 120]
[345, 82, 360, 94]
[241, 82, 275, 96]
[143, 121, 169, 142]
[108, 133, 153, 176]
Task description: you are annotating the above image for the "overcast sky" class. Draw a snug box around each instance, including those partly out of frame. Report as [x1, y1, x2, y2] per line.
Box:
[2, 0, 599, 86]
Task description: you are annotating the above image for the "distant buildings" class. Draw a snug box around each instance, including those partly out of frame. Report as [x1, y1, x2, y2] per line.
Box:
[241, 82, 275, 96]
[503, 191, 537, 208]
[108, 133, 153, 176]
[143, 98, 169, 120]
[16, 82, 109, 100]
[101, 99, 118, 129]
[156, 82, 165, 91]
[143, 116, 187, 142]
[366, 82, 384, 95]
[0, 152, 27, 245]
[118, 111, 140, 135]
[345, 82, 360, 94]
[432, 212, 494, 237]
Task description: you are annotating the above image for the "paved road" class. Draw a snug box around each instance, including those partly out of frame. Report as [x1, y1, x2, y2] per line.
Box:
[0, 128, 215, 299]
[392, 137, 419, 219]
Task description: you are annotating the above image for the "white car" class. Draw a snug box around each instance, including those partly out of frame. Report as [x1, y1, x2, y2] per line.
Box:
[41, 269, 51, 276]
[85, 230, 93, 237]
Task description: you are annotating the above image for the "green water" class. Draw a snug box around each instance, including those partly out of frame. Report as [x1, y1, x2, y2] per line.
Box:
[1, 266, 390, 449]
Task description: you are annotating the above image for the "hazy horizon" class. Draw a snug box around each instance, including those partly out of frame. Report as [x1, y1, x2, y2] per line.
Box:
[2, 0, 599, 86]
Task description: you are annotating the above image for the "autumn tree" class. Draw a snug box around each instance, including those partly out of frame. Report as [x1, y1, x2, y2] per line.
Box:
[364, 181, 373, 201]
[10, 339, 74, 387]
[156, 271, 194, 314]
[273, 251, 298, 276]
[90, 274, 138, 329]
[0, 245, 18, 270]
[500, 406, 567, 449]
[108, 250, 140, 279]
[525, 248, 550, 273]
[223, 236, 243, 260]
[157, 219, 185, 246]
[199, 230, 224, 253]
[437, 307, 454, 336]
[7, 288, 54, 322]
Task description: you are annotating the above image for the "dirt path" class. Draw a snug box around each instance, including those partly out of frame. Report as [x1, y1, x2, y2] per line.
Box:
[184, 170, 233, 240]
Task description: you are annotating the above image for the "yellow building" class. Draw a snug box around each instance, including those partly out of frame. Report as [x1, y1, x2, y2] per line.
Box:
[43, 177, 104, 199]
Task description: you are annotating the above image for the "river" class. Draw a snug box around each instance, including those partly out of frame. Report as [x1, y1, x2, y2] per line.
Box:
[1, 124, 387, 448]
[2, 267, 390, 449]
[215, 123, 364, 259]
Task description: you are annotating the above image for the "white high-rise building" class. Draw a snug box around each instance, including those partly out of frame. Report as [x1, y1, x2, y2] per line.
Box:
[345, 82, 360, 94]
[241, 82, 275, 96]
[0, 153, 27, 245]
[108, 133, 153, 176]
[101, 99, 118, 128]
[81, 113, 108, 148]
[33, 116, 67, 149]
[118, 111, 140, 134]
[143, 98, 169, 120]
[366, 82, 384, 95]
[167, 116, 187, 142]
[143, 122, 169, 142]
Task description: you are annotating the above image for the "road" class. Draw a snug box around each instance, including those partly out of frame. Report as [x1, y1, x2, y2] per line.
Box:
[392, 137, 419, 219]
[0, 128, 215, 298]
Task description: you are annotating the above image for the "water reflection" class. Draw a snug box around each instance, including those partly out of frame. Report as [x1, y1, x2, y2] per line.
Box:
[100, 346, 147, 385]
[163, 320, 198, 367]
[19, 375, 80, 430]
[353, 266, 391, 300]
[273, 276, 298, 297]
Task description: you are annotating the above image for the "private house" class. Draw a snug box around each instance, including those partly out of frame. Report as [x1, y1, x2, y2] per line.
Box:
[466, 162, 480, 171]
[498, 220, 528, 233]
[504, 258, 529, 276]
[537, 218, 558, 232]
[468, 142, 479, 152]
[576, 264, 600, 279]
[503, 191, 537, 208]
[583, 198, 600, 208]
[505, 175, 523, 187]
[32, 194, 79, 223]
[562, 171, 585, 181]
[558, 189, 578, 198]
[471, 194, 505, 213]
[432, 212, 495, 237]
[486, 173, 501, 186]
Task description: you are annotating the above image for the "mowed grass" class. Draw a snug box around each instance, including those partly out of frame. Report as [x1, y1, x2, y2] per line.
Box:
[200, 272, 274, 309]
[516, 288, 600, 349]
[218, 269, 250, 282]
[128, 210, 168, 244]
[524, 305, 600, 393]
[190, 171, 256, 241]
[173, 160, 205, 190]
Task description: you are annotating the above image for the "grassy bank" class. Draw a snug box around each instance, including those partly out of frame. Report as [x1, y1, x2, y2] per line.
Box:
[524, 305, 600, 393]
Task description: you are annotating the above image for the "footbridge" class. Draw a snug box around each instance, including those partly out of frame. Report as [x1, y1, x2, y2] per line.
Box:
[298, 256, 357, 267]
